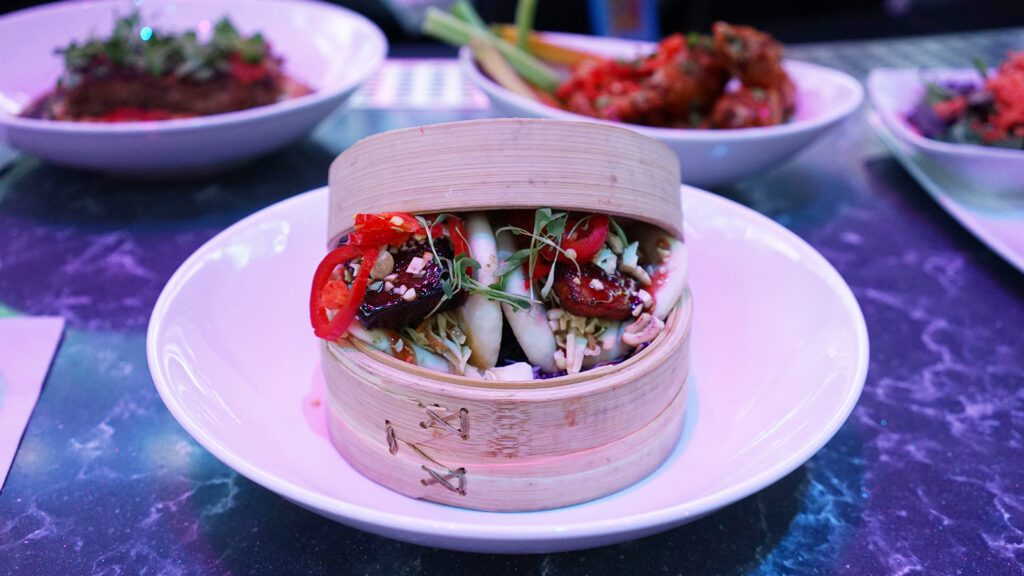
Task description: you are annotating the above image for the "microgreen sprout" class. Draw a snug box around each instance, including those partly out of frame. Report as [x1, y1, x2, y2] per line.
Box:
[493, 208, 582, 300]
[416, 214, 531, 314]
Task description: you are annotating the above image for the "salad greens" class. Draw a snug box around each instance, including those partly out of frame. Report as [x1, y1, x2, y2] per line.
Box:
[57, 12, 267, 83]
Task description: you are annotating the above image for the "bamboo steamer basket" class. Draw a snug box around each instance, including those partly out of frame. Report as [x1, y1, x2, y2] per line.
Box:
[323, 119, 691, 511]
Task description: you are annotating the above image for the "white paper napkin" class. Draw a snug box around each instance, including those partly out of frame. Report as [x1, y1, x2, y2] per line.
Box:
[0, 316, 65, 492]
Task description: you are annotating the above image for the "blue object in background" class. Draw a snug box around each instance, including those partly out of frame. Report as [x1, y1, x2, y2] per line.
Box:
[588, 0, 659, 40]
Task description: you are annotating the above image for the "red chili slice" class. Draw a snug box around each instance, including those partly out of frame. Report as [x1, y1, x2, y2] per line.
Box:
[538, 214, 609, 264]
[445, 217, 474, 276]
[310, 245, 379, 340]
[446, 218, 470, 257]
[561, 215, 609, 263]
[350, 212, 421, 247]
[523, 258, 552, 282]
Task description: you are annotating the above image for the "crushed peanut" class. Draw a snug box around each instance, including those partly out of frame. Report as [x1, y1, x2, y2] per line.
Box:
[369, 250, 394, 280]
[405, 256, 427, 275]
[638, 289, 653, 308]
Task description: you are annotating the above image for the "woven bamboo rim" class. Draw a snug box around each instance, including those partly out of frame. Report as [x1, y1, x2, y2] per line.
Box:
[326, 118, 682, 247]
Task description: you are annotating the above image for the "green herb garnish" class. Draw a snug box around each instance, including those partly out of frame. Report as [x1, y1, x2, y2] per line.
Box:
[493, 208, 582, 300]
[685, 32, 713, 50]
[608, 216, 629, 248]
[421, 4, 560, 93]
[56, 11, 268, 83]
[923, 82, 954, 106]
[972, 57, 989, 81]
[417, 215, 532, 313]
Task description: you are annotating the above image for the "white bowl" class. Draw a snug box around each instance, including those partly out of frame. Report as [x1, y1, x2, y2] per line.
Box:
[868, 68, 1024, 196]
[147, 185, 868, 553]
[0, 0, 386, 176]
[870, 112, 1024, 273]
[459, 32, 863, 188]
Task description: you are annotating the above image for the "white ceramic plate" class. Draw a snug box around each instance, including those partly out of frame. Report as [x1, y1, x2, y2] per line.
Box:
[147, 186, 868, 553]
[870, 112, 1024, 274]
[0, 0, 386, 176]
[459, 32, 863, 188]
[868, 68, 1024, 196]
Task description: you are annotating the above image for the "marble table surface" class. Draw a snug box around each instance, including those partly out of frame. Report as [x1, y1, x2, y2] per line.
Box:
[1, 28, 1023, 576]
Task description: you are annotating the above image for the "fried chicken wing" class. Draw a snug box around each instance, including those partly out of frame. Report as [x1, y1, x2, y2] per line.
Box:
[556, 34, 728, 127]
[710, 86, 787, 128]
[712, 22, 789, 89]
[554, 23, 795, 128]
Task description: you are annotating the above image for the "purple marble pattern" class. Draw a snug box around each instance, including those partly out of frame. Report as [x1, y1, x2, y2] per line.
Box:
[2, 30, 1024, 575]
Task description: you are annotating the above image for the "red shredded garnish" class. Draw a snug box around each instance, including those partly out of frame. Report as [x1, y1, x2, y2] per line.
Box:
[229, 53, 271, 84]
[96, 107, 178, 122]
[985, 52, 1024, 143]
[932, 96, 967, 122]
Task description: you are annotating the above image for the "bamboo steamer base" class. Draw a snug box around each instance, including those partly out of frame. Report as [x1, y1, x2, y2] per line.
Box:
[326, 366, 689, 512]
[323, 293, 692, 512]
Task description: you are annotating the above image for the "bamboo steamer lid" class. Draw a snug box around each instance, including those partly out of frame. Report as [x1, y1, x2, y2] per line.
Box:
[327, 118, 682, 246]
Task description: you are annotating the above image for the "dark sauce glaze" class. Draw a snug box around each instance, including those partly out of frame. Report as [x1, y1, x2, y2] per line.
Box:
[358, 238, 465, 330]
[552, 263, 640, 320]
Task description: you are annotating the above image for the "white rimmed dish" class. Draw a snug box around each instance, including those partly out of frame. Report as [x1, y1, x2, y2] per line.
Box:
[868, 68, 1024, 196]
[0, 0, 386, 176]
[147, 185, 868, 553]
[870, 112, 1024, 274]
[458, 32, 863, 188]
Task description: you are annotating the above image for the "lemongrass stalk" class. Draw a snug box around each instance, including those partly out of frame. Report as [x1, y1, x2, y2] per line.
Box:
[422, 7, 560, 92]
[469, 36, 539, 101]
[451, 0, 487, 30]
[514, 0, 538, 51]
[493, 25, 598, 66]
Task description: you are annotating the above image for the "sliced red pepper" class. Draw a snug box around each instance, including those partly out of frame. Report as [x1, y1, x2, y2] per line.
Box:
[537, 214, 609, 264]
[523, 258, 552, 282]
[320, 280, 349, 310]
[561, 214, 608, 263]
[444, 217, 473, 275]
[310, 245, 379, 341]
[446, 218, 470, 255]
[419, 214, 467, 254]
[350, 212, 421, 247]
